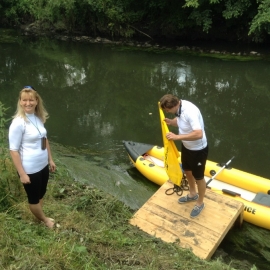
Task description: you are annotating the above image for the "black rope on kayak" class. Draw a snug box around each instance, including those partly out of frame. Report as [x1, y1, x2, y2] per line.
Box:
[165, 174, 189, 196]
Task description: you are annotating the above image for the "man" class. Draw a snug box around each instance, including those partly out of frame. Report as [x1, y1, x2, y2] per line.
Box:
[160, 94, 208, 218]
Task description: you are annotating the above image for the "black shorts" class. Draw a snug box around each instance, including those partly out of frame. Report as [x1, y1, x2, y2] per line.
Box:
[181, 144, 208, 180]
[22, 165, 49, 204]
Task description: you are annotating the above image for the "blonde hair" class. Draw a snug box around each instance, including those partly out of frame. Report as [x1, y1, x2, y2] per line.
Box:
[13, 87, 49, 123]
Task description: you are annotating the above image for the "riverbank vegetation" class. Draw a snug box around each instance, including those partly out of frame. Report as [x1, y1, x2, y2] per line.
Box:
[0, 0, 269, 44]
[0, 102, 258, 269]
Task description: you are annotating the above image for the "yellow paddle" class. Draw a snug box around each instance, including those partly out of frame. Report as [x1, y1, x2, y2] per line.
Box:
[158, 102, 183, 187]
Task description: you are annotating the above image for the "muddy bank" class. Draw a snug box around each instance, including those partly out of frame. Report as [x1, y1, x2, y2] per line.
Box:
[20, 22, 267, 59]
[51, 142, 154, 210]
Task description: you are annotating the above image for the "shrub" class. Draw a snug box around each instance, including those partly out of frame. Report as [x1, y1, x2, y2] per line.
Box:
[0, 101, 21, 212]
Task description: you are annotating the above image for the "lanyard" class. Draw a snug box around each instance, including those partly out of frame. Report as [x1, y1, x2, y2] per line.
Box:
[26, 115, 42, 136]
[175, 100, 182, 117]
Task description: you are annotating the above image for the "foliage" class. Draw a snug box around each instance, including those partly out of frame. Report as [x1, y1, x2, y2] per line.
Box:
[222, 0, 252, 19]
[0, 0, 270, 42]
[249, 0, 270, 42]
[0, 102, 20, 212]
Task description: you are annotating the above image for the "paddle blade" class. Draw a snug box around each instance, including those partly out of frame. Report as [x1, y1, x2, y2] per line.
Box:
[158, 102, 182, 186]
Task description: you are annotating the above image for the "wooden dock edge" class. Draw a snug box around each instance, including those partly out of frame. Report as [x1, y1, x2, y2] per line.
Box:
[129, 181, 244, 260]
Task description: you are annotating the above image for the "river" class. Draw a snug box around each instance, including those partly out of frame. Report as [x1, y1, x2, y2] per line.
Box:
[1, 28, 270, 269]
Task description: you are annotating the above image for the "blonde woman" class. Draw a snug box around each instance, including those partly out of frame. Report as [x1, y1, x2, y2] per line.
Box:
[9, 86, 56, 228]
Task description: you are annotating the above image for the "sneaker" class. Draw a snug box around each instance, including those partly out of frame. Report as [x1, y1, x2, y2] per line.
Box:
[178, 194, 199, 204]
[190, 203, 205, 218]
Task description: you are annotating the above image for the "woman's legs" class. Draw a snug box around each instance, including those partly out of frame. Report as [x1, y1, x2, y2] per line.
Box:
[29, 203, 54, 228]
[24, 166, 54, 228]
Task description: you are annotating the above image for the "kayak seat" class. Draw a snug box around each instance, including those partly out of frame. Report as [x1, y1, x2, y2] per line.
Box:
[144, 155, 165, 167]
[252, 192, 270, 207]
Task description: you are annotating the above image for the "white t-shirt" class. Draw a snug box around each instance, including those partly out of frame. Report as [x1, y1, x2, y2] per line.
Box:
[9, 113, 48, 174]
[177, 100, 207, 150]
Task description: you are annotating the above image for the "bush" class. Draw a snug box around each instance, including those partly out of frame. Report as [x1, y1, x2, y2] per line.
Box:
[0, 101, 21, 212]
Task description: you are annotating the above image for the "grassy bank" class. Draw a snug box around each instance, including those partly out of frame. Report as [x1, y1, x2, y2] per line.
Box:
[0, 149, 249, 270]
[0, 101, 256, 270]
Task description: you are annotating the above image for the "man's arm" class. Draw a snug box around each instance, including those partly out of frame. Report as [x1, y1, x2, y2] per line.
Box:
[164, 117, 178, 127]
[166, 129, 203, 141]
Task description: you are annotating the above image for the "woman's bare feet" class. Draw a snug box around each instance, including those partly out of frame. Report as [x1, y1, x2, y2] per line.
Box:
[43, 217, 55, 229]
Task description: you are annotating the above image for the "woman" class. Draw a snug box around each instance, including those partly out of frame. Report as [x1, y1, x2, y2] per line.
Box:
[9, 86, 56, 228]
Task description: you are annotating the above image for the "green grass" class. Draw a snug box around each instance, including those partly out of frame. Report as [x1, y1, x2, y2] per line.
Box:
[0, 172, 239, 270]
[0, 148, 258, 270]
[0, 101, 257, 270]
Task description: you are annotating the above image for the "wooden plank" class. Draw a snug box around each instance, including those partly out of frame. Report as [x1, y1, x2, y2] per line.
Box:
[129, 181, 244, 260]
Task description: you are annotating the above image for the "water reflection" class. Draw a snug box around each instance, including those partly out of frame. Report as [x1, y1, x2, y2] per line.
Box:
[0, 36, 270, 179]
[64, 64, 87, 86]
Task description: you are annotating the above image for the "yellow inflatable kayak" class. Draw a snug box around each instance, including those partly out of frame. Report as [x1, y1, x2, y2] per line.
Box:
[123, 140, 270, 230]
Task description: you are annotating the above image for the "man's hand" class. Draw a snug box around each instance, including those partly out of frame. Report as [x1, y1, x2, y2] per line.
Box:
[166, 132, 178, 140]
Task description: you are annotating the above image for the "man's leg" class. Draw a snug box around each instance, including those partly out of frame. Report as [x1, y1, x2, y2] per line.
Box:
[179, 172, 206, 207]
[195, 178, 206, 206]
[185, 170, 197, 198]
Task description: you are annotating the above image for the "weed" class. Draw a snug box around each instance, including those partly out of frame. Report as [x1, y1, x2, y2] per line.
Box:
[0, 102, 22, 211]
[0, 101, 256, 270]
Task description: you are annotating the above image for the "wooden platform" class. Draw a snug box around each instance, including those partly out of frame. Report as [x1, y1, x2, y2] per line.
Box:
[129, 181, 244, 260]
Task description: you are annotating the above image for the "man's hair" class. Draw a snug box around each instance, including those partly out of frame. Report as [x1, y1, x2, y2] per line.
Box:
[160, 94, 179, 109]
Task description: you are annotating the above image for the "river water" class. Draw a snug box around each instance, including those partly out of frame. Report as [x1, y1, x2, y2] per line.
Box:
[1, 29, 270, 268]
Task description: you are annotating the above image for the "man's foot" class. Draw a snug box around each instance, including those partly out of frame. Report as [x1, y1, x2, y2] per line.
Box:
[178, 194, 198, 204]
[190, 203, 205, 218]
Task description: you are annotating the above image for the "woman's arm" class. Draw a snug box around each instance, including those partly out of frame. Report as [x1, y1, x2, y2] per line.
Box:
[9, 150, 31, 184]
[46, 139, 56, 172]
